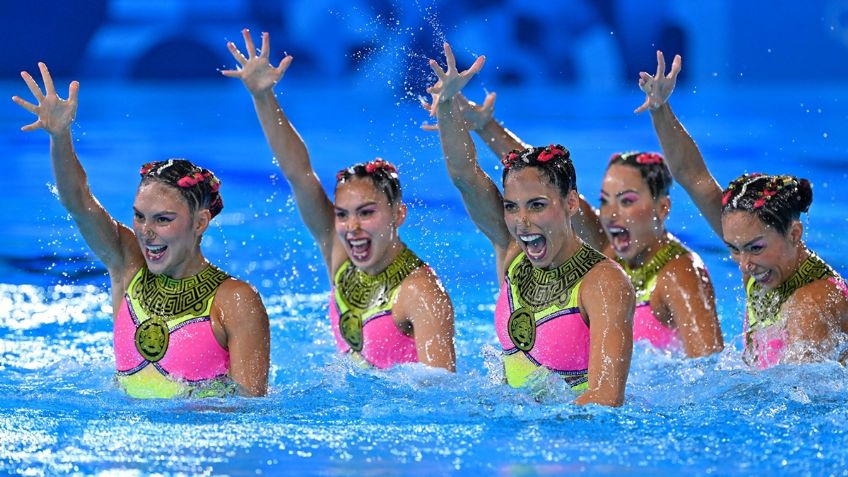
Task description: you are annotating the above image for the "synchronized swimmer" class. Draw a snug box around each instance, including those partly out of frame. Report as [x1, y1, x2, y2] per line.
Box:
[12, 30, 848, 403]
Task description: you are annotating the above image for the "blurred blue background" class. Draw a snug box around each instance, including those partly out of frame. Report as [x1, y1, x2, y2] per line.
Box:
[3, 0, 848, 86]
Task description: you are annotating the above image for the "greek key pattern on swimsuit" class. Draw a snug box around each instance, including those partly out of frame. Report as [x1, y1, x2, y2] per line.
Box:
[618, 239, 688, 297]
[336, 247, 423, 312]
[511, 244, 605, 311]
[747, 251, 836, 331]
[131, 265, 230, 319]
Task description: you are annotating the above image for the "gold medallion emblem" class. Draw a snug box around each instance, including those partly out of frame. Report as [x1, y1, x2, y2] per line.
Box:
[508, 308, 536, 352]
[135, 317, 170, 362]
[339, 311, 363, 352]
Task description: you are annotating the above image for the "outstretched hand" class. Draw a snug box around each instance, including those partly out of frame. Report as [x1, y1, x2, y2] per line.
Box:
[420, 90, 496, 131]
[634, 50, 681, 114]
[222, 29, 293, 95]
[12, 63, 78, 136]
[428, 42, 485, 106]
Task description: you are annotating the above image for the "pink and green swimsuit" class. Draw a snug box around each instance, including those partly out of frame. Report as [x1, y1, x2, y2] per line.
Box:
[329, 247, 424, 369]
[745, 250, 848, 368]
[114, 265, 235, 398]
[495, 244, 606, 390]
[618, 239, 704, 350]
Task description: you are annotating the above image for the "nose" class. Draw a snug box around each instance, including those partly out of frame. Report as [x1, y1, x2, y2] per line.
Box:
[143, 225, 155, 240]
[345, 217, 360, 233]
[737, 253, 754, 273]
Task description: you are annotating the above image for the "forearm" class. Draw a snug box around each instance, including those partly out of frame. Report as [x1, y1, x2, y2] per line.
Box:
[650, 103, 724, 236]
[475, 118, 526, 158]
[251, 89, 312, 184]
[572, 195, 608, 252]
[436, 98, 481, 188]
[49, 129, 93, 215]
[649, 104, 708, 183]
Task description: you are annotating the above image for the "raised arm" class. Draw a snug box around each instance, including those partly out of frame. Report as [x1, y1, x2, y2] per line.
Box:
[12, 63, 140, 283]
[575, 262, 634, 406]
[423, 89, 606, 251]
[636, 51, 724, 238]
[429, 43, 514, 266]
[223, 29, 337, 269]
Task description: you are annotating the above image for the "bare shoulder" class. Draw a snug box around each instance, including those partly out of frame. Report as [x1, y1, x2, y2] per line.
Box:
[399, 264, 450, 302]
[584, 258, 630, 288]
[658, 253, 712, 289]
[215, 277, 267, 322]
[785, 277, 848, 316]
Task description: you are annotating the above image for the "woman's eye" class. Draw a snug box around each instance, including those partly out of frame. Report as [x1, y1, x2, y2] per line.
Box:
[359, 209, 374, 217]
[503, 203, 516, 212]
[156, 217, 172, 224]
[529, 202, 545, 210]
[335, 211, 347, 219]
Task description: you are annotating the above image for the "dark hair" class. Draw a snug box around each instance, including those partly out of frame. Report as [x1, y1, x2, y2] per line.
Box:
[607, 151, 673, 199]
[335, 158, 402, 206]
[139, 159, 224, 218]
[721, 173, 813, 235]
[501, 144, 577, 197]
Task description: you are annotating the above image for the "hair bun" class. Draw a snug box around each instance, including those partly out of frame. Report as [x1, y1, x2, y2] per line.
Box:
[797, 177, 813, 213]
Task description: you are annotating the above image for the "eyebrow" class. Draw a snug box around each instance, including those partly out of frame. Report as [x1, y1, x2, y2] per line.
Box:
[133, 207, 178, 216]
[335, 201, 378, 212]
[616, 190, 640, 198]
[724, 236, 765, 249]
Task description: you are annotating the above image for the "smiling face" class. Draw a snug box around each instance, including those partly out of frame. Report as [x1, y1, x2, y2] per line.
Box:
[599, 164, 670, 265]
[334, 176, 406, 275]
[721, 210, 804, 289]
[133, 181, 209, 279]
[503, 167, 580, 269]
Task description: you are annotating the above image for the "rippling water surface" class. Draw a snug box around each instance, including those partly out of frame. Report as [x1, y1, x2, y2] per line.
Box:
[1, 83, 847, 475]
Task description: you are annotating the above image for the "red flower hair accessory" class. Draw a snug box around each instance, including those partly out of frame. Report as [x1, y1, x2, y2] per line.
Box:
[537, 144, 566, 163]
[501, 151, 520, 169]
[364, 158, 397, 176]
[635, 152, 664, 165]
[139, 162, 158, 176]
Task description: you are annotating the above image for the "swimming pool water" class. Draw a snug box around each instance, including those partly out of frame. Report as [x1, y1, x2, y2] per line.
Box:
[1, 80, 847, 476]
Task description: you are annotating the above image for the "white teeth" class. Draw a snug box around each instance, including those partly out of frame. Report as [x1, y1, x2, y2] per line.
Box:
[519, 234, 542, 243]
[753, 271, 769, 280]
[349, 239, 368, 247]
[147, 245, 166, 253]
[608, 226, 626, 235]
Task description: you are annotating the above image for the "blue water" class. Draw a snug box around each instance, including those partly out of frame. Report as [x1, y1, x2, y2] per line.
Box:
[2, 79, 848, 476]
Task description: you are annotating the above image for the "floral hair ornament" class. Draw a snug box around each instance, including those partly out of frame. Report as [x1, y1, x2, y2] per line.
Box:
[364, 158, 398, 177]
[500, 151, 521, 170]
[635, 152, 664, 165]
[537, 144, 567, 163]
[139, 162, 158, 176]
[751, 175, 795, 210]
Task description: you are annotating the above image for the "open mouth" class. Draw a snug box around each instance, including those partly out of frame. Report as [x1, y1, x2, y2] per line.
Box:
[347, 237, 372, 262]
[608, 225, 632, 253]
[751, 269, 772, 285]
[145, 244, 167, 262]
[519, 233, 547, 261]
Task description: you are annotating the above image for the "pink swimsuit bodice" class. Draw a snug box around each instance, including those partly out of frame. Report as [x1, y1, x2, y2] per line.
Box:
[329, 247, 424, 369]
[329, 293, 417, 369]
[115, 298, 229, 381]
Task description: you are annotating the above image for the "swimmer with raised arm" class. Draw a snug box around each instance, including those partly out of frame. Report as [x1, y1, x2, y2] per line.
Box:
[636, 50, 848, 367]
[421, 87, 723, 358]
[429, 43, 633, 406]
[12, 64, 270, 398]
[223, 29, 456, 371]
